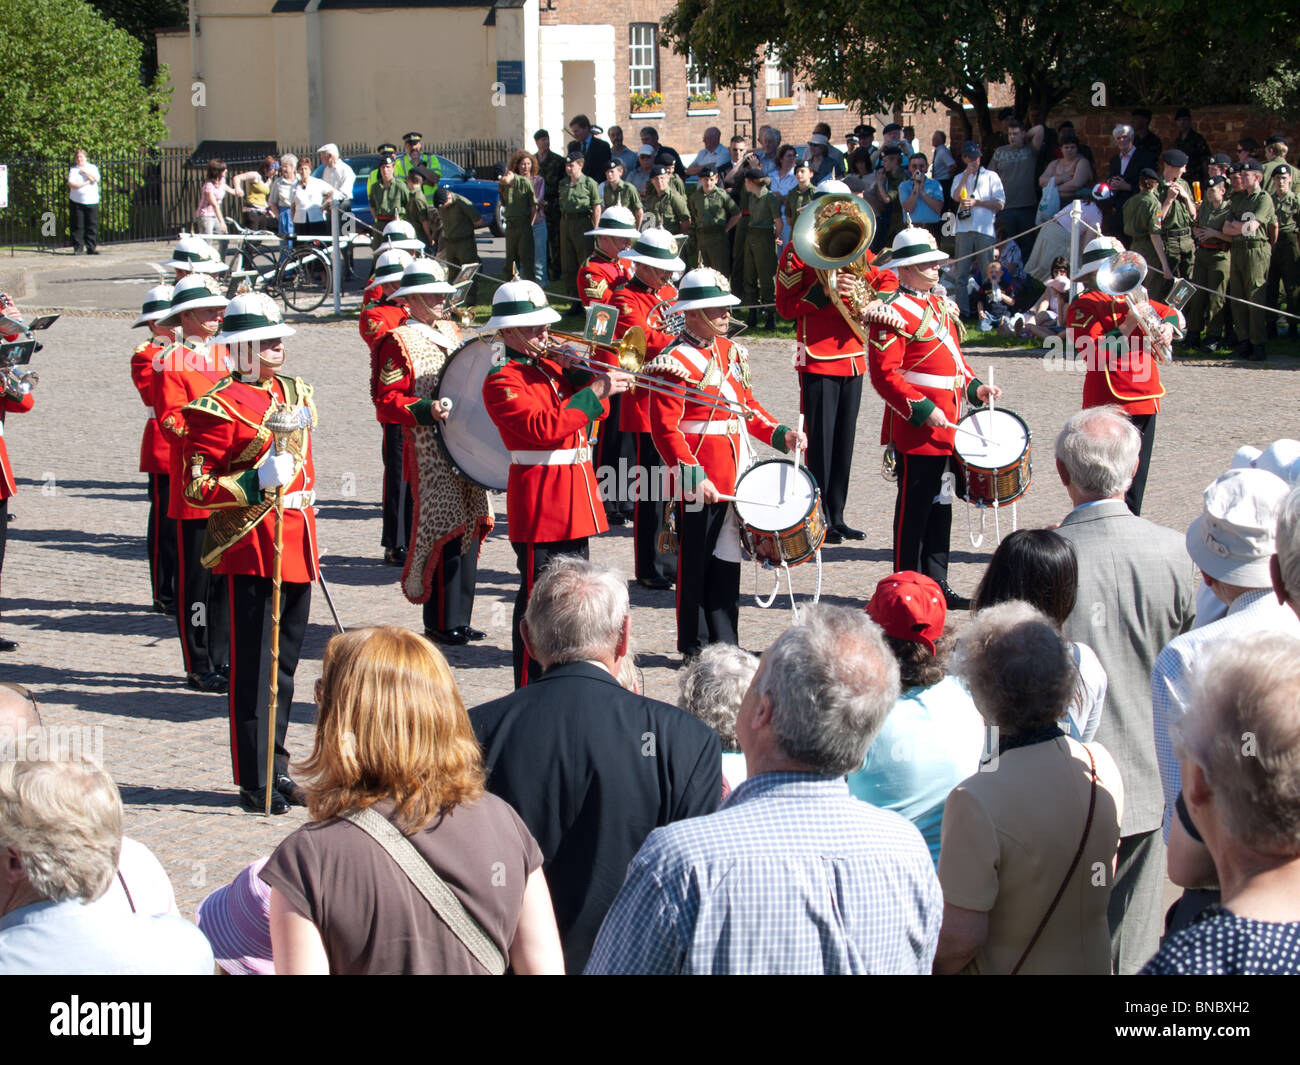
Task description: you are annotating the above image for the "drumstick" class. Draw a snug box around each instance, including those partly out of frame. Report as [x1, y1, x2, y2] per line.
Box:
[716, 494, 787, 509]
[948, 422, 995, 446]
[988, 365, 996, 414]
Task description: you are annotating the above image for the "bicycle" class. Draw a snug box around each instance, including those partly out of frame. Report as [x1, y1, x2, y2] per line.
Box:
[218, 218, 284, 301]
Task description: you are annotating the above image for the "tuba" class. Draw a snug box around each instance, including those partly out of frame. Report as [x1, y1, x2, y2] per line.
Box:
[791, 193, 878, 342]
[1094, 250, 1180, 364]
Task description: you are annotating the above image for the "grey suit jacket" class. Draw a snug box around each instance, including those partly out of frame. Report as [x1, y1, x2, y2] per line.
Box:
[1056, 499, 1197, 836]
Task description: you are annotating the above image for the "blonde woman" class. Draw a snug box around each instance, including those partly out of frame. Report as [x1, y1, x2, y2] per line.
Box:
[262, 627, 563, 974]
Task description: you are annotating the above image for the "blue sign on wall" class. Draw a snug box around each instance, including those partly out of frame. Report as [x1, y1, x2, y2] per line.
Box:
[497, 61, 524, 95]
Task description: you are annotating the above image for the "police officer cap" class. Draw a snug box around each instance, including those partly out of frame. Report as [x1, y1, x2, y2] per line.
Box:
[403, 131, 423, 143]
[377, 142, 398, 155]
[653, 164, 676, 178]
[1242, 158, 1264, 173]
[567, 150, 585, 163]
[1206, 174, 1228, 189]
[854, 124, 875, 138]
[1138, 167, 1160, 181]
[1212, 152, 1232, 167]
[1162, 148, 1188, 167]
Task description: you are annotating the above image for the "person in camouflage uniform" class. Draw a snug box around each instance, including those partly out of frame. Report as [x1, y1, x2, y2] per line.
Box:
[1186, 175, 1233, 351]
[1123, 168, 1174, 284]
[1225, 159, 1277, 360]
[500, 153, 539, 282]
[368, 154, 410, 250]
[600, 159, 642, 228]
[741, 169, 781, 330]
[689, 166, 738, 275]
[1155, 149, 1196, 300]
[1266, 163, 1299, 339]
[558, 150, 601, 300]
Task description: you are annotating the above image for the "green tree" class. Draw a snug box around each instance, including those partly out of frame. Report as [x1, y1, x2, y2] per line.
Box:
[87, 0, 188, 83]
[0, 0, 171, 158]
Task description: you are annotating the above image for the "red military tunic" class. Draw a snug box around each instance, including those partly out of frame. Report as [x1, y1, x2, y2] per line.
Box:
[360, 296, 409, 360]
[868, 288, 983, 457]
[483, 349, 610, 543]
[370, 320, 458, 482]
[131, 339, 171, 475]
[610, 276, 678, 434]
[577, 248, 631, 308]
[647, 333, 788, 495]
[182, 372, 319, 584]
[775, 243, 897, 376]
[0, 393, 33, 500]
[1066, 289, 1177, 416]
[154, 338, 231, 520]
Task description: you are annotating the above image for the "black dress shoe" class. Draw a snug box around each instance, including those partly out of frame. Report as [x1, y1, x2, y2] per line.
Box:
[1230, 341, 1254, 361]
[383, 547, 407, 566]
[938, 580, 971, 611]
[605, 511, 628, 527]
[464, 626, 487, 641]
[637, 575, 674, 590]
[186, 670, 229, 693]
[834, 523, 866, 541]
[274, 774, 308, 807]
[239, 788, 289, 815]
[823, 526, 844, 545]
[426, 627, 470, 646]
[0, 637, 18, 652]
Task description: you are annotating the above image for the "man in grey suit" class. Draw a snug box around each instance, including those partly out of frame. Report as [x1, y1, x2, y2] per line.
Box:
[1053, 406, 1197, 974]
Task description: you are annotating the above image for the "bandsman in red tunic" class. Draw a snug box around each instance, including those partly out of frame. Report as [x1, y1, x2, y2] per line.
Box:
[777, 180, 899, 543]
[162, 235, 228, 281]
[866, 229, 1002, 609]
[0, 292, 33, 651]
[579, 205, 639, 526]
[646, 268, 806, 658]
[482, 280, 633, 686]
[154, 274, 232, 691]
[361, 247, 415, 565]
[373, 258, 493, 645]
[130, 285, 179, 616]
[1065, 236, 1181, 516]
[183, 293, 318, 815]
[610, 228, 684, 588]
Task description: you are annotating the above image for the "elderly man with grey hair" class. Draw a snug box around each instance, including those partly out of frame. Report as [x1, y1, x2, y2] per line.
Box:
[471, 556, 721, 974]
[1271, 484, 1300, 621]
[1106, 123, 1154, 237]
[0, 755, 213, 973]
[1053, 405, 1197, 974]
[586, 604, 943, 974]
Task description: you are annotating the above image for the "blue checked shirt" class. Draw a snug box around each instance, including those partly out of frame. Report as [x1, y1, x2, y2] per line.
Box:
[584, 772, 943, 974]
[1151, 587, 1300, 841]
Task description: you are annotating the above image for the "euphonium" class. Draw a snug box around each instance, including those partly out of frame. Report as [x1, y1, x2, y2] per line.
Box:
[1094, 250, 1180, 363]
[791, 193, 878, 342]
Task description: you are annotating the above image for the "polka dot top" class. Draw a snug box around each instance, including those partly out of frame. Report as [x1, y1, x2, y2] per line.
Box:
[1140, 905, 1300, 975]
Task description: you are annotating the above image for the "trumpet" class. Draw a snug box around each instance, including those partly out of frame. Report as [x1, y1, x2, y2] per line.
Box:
[1095, 251, 1180, 363]
[1, 365, 37, 401]
[540, 328, 753, 419]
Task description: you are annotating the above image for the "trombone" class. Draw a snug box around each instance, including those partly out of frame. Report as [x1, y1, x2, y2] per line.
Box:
[540, 327, 755, 419]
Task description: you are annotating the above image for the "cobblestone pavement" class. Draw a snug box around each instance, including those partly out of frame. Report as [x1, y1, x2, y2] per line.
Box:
[2, 248, 1297, 915]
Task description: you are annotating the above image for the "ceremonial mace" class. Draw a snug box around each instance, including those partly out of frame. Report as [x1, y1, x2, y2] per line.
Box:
[263, 403, 305, 815]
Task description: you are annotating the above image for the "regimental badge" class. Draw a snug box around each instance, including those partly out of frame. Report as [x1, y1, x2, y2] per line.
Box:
[364, 317, 381, 336]
[189, 453, 206, 480]
[379, 359, 403, 386]
[584, 302, 619, 345]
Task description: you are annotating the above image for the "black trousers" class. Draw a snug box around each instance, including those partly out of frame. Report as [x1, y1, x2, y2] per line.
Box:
[1126, 413, 1157, 517]
[633, 433, 672, 582]
[799, 372, 863, 528]
[422, 534, 480, 633]
[147, 473, 178, 610]
[227, 574, 311, 790]
[380, 424, 412, 551]
[0, 497, 8, 619]
[69, 200, 99, 252]
[675, 500, 740, 655]
[893, 452, 952, 584]
[512, 538, 588, 688]
[175, 517, 230, 675]
[596, 397, 635, 518]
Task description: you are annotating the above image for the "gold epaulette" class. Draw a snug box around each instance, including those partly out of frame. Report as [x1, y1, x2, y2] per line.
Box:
[185, 393, 233, 422]
[133, 341, 152, 355]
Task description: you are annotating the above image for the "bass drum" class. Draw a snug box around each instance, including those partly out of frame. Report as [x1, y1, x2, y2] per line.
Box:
[433, 337, 511, 491]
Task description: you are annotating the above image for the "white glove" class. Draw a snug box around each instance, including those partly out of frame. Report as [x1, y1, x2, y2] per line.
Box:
[258, 452, 295, 491]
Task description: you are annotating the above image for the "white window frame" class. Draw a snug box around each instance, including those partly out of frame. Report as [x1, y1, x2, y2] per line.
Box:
[686, 50, 713, 98]
[765, 51, 792, 102]
[629, 23, 659, 94]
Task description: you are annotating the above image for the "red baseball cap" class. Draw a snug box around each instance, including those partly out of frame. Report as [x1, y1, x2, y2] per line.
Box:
[864, 571, 946, 655]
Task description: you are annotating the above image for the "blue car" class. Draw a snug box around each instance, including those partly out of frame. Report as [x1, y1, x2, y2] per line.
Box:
[314, 153, 504, 236]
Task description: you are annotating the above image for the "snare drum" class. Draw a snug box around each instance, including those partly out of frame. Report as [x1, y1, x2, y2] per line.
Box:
[951, 408, 1031, 506]
[733, 460, 826, 566]
[434, 338, 511, 491]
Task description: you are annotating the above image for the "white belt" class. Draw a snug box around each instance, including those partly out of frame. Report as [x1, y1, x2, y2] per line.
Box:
[680, 418, 742, 436]
[280, 490, 316, 510]
[510, 446, 591, 466]
[903, 371, 962, 391]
